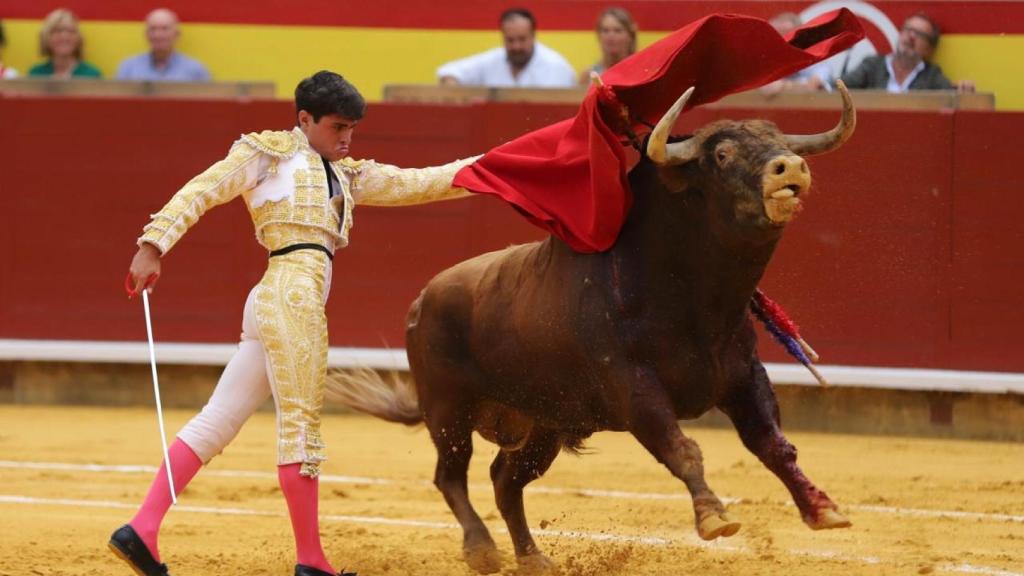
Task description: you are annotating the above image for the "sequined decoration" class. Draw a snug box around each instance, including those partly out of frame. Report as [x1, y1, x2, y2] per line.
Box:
[250, 152, 346, 251]
[140, 143, 261, 254]
[253, 248, 330, 476]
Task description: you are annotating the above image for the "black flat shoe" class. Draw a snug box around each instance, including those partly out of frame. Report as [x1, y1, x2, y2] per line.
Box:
[295, 564, 356, 576]
[108, 524, 170, 576]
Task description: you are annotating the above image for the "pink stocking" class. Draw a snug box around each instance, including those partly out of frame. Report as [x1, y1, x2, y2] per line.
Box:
[279, 463, 334, 573]
[128, 439, 203, 562]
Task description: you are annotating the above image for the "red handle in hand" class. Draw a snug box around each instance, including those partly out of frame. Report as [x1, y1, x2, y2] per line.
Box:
[124, 272, 158, 299]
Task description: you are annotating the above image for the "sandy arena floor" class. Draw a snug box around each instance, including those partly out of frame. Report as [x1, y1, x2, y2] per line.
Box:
[0, 404, 1021, 576]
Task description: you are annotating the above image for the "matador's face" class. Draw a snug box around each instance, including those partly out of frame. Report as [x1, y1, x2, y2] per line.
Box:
[299, 111, 357, 162]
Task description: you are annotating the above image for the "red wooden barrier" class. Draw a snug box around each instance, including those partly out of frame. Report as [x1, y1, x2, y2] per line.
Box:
[1, 95, 1021, 372]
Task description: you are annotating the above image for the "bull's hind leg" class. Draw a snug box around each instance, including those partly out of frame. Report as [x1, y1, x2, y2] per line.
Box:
[719, 362, 850, 530]
[490, 427, 561, 572]
[425, 408, 501, 574]
[629, 379, 741, 540]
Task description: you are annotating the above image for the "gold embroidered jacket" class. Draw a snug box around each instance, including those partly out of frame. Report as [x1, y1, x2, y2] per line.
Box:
[139, 127, 477, 254]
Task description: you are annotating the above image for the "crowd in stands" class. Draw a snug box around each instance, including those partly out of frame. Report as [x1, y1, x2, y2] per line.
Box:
[1, 6, 975, 95]
[1, 7, 209, 82]
[435, 6, 975, 94]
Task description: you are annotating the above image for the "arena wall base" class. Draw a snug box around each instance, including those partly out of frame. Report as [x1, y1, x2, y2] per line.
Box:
[2, 361, 1021, 442]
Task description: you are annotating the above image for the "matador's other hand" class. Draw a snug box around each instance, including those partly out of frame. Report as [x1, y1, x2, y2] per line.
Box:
[127, 243, 162, 298]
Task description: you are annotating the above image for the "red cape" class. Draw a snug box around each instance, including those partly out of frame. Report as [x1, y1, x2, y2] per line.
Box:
[454, 9, 865, 252]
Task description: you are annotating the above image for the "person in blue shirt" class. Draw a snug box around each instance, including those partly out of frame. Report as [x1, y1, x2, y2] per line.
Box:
[115, 8, 211, 82]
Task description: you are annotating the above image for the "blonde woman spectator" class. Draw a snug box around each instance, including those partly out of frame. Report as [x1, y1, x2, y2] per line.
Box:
[29, 9, 102, 78]
[579, 7, 637, 83]
[0, 20, 19, 78]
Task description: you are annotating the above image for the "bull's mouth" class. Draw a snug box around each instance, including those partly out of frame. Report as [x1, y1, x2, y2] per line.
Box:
[763, 183, 804, 225]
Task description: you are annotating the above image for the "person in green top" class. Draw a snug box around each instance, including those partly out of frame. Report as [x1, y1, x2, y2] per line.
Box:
[29, 8, 102, 78]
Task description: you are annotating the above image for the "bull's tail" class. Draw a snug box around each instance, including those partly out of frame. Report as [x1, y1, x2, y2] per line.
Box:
[325, 367, 422, 425]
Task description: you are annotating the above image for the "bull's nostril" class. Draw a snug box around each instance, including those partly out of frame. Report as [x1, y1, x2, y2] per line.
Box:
[775, 163, 786, 175]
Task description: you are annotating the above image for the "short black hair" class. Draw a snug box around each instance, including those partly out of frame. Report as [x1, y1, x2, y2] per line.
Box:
[294, 70, 366, 122]
[500, 8, 536, 32]
[908, 12, 941, 46]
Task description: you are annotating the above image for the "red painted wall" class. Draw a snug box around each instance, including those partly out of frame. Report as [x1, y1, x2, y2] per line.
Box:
[1, 95, 1021, 373]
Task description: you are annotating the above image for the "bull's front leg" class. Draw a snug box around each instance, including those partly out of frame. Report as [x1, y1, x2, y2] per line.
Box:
[628, 369, 741, 540]
[719, 362, 851, 530]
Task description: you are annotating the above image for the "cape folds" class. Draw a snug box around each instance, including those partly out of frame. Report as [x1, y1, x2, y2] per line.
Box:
[454, 9, 865, 252]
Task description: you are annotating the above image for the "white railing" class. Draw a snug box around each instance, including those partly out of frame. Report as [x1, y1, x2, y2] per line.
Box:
[1, 339, 1021, 395]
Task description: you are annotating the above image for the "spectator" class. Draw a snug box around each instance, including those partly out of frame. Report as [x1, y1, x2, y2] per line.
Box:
[437, 8, 576, 88]
[579, 7, 637, 84]
[0, 20, 19, 78]
[28, 9, 102, 78]
[116, 8, 211, 82]
[840, 13, 975, 93]
[760, 12, 832, 94]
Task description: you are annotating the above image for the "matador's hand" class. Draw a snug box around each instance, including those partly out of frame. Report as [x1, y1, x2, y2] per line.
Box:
[127, 243, 162, 298]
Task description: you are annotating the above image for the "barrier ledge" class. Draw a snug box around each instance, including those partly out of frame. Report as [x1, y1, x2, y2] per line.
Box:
[0, 78, 276, 99]
[381, 84, 996, 110]
[1, 339, 1021, 395]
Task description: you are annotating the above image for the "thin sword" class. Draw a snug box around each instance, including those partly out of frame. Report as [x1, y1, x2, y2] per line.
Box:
[141, 289, 176, 504]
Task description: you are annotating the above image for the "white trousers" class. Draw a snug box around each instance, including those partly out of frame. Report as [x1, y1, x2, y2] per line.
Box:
[177, 289, 273, 463]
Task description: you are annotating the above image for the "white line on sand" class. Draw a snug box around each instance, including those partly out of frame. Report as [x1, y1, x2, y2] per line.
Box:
[2, 459, 1021, 524]
[0, 494, 1018, 576]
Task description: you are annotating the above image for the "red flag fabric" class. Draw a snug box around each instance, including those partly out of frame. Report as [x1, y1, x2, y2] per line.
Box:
[454, 9, 865, 252]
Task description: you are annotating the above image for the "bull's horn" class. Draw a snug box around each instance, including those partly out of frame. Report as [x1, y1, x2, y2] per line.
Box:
[784, 80, 856, 156]
[647, 87, 700, 166]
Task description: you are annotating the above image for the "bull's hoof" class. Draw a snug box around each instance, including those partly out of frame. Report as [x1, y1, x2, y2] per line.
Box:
[515, 552, 557, 574]
[464, 544, 502, 574]
[697, 513, 742, 540]
[807, 508, 852, 530]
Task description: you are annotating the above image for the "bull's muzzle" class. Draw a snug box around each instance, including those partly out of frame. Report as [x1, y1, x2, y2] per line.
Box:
[762, 154, 811, 224]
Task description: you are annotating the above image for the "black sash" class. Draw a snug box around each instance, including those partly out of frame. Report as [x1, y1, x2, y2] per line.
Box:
[268, 243, 333, 260]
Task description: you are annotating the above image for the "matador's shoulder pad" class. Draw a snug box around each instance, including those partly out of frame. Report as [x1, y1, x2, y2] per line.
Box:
[238, 130, 301, 158]
[333, 157, 370, 176]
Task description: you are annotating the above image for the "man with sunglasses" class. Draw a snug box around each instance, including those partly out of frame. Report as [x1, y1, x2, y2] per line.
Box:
[840, 12, 974, 93]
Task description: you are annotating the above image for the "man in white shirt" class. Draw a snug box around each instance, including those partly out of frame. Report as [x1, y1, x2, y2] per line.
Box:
[437, 8, 576, 88]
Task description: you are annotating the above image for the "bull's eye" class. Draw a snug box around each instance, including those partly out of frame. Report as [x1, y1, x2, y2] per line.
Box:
[714, 141, 736, 167]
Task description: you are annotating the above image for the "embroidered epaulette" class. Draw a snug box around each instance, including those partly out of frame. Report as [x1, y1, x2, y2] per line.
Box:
[239, 130, 300, 158]
[333, 157, 369, 176]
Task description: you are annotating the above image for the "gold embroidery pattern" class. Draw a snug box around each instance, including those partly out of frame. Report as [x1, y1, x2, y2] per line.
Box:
[253, 248, 330, 477]
[241, 129, 300, 158]
[347, 155, 480, 207]
[249, 153, 344, 251]
[139, 143, 260, 254]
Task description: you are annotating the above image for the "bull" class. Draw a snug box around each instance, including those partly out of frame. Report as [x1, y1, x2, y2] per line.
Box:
[331, 82, 857, 573]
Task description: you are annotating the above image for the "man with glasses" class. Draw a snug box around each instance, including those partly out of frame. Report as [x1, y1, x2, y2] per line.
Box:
[840, 12, 974, 93]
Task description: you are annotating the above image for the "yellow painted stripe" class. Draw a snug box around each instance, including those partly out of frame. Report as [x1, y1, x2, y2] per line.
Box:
[4, 19, 1022, 110]
[933, 35, 1024, 110]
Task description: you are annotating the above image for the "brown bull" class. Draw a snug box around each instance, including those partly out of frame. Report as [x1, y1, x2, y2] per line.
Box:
[331, 82, 857, 573]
